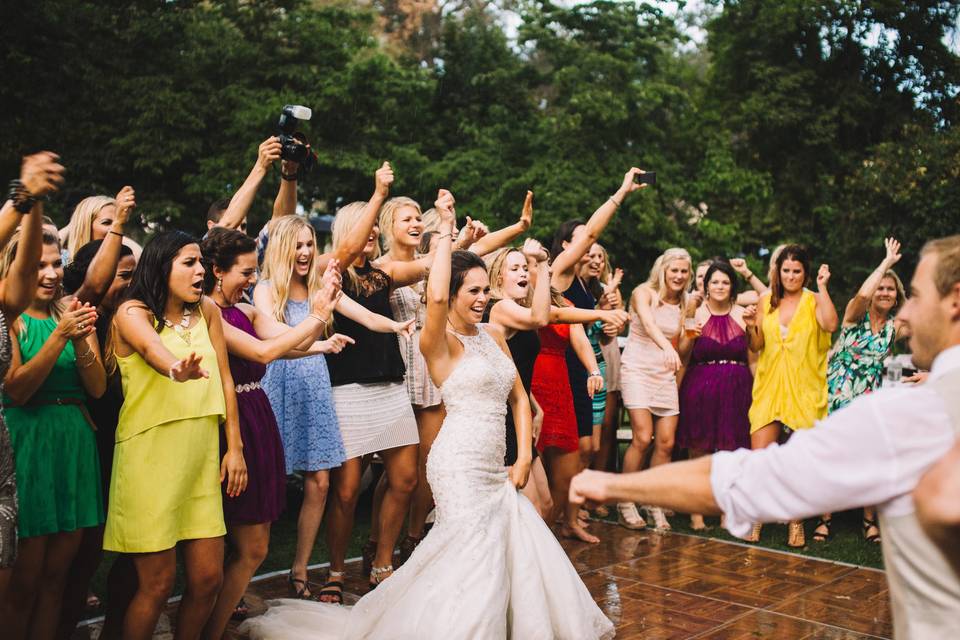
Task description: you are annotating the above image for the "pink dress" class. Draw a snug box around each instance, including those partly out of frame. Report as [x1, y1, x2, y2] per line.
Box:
[620, 299, 681, 415]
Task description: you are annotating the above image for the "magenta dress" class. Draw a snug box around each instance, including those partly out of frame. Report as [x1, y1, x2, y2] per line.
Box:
[676, 313, 752, 452]
[219, 305, 286, 524]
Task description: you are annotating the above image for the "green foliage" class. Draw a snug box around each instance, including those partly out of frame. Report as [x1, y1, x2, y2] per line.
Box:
[1, 0, 957, 291]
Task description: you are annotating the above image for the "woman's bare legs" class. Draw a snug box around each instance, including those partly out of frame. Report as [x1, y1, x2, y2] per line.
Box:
[202, 523, 269, 640]
[290, 469, 330, 596]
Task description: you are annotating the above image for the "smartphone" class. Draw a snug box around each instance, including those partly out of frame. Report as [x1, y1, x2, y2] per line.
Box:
[635, 171, 656, 186]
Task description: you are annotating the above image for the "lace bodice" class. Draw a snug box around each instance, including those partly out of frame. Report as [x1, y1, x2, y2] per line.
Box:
[440, 327, 516, 418]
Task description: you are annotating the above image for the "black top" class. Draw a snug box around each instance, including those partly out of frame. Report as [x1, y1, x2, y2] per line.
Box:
[88, 312, 124, 496]
[564, 277, 597, 435]
[326, 261, 406, 387]
[484, 300, 542, 465]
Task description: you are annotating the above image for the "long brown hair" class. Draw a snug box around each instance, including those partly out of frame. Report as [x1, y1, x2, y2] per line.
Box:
[769, 244, 810, 309]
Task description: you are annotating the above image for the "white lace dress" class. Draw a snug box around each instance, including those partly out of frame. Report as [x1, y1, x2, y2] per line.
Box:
[241, 327, 615, 640]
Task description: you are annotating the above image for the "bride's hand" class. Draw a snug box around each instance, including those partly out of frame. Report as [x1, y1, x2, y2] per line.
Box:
[509, 456, 532, 490]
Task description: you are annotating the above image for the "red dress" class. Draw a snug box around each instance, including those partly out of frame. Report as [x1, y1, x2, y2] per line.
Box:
[531, 323, 578, 453]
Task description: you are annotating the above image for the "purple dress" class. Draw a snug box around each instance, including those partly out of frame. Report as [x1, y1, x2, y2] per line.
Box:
[219, 305, 286, 524]
[676, 313, 752, 452]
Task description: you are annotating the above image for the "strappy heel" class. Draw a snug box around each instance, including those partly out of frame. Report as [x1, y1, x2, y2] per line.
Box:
[288, 573, 319, 601]
[744, 522, 762, 543]
[616, 503, 647, 530]
[862, 517, 881, 543]
[317, 570, 345, 605]
[811, 517, 833, 542]
[787, 520, 806, 548]
[369, 565, 394, 591]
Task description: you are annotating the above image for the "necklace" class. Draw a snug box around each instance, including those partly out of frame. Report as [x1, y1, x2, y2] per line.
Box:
[164, 307, 193, 345]
[446, 318, 479, 337]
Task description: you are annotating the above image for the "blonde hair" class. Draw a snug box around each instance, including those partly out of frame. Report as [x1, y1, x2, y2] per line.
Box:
[880, 269, 907, 311]
[486, 247, 529, 306]
[421, 208, 441, 233]
[645, 247, 691, 308]
[64, 195, 116, 257]
[378, 197, 422, 253]
[260, 216, 323, 323]
[921, 235, 960, 297]
[332, 201, 379, 294]
[0, 229, 66, 333]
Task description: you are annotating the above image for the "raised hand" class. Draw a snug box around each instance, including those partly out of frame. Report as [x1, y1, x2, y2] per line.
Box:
[312, 258, 343, 317]
[518, 190, 533, 231]
[114, 186, 136, 224]
[619, 167, 649, 197]
[602, 309, 629, 330]
[729, 258, 752, 279]
[883, 237, 902, 267]
[169, 351, 209, 382]
[257, 136, 283, 171]
[742, 304, 758, 327]
[435, 189, 456, 225]
[56, 299, 98, 340]
[521, 237, 549, 263]
[20, 151, 65, 197]
[457, 216, 488, 249]
[374, 162, 394, 199]
[817, 264, 831, 290]
[315, 333, 355, 354]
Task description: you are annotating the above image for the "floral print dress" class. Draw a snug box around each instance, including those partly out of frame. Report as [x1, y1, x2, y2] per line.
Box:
[827, 311, 895, 413]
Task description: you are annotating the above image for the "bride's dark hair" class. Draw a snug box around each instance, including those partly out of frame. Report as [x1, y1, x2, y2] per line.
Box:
[450, 250, 487, 299]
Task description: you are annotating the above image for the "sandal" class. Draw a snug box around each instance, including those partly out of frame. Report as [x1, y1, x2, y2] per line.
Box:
[317, 570, 345, 605]
[744, 522, 762, 543]
[862, 517, 882, 544]
[231, 597, 250, 621]
[811, 517, 833, 542]
[288, 573, 319, 601]
[369, 565, 394, 591]
[361, 539, 377, 577]
[616, 502, 647, 530]
[787, 520, 806, 548]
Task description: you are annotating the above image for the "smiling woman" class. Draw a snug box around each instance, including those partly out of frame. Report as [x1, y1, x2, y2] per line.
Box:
[104, 230, 246, 638]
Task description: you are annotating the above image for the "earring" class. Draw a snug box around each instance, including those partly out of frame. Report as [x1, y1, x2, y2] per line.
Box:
[217, 277, 223, 292]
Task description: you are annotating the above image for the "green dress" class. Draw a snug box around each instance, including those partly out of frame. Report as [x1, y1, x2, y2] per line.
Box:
[826, 311, 895, 413]
[3, 314, 104, 537]
[587, 320, 607, 426]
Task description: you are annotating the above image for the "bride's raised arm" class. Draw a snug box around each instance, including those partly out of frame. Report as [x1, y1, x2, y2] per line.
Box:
[419, 189, 458, 386]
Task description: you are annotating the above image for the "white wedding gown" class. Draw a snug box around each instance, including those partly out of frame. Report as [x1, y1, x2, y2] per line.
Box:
[241, 327, 615, 639]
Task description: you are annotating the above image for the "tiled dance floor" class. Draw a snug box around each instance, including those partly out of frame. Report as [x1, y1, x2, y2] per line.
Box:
[80, 521, 892, 639]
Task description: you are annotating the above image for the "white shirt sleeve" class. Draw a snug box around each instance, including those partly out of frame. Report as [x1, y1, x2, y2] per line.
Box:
[710, 386, 954, 539]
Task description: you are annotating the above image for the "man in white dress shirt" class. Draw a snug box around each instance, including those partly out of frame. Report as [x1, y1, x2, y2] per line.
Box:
[570, 234, 960, 639]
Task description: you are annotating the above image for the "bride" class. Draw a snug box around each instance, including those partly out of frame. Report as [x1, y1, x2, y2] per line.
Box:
[242, 190, 615, 639]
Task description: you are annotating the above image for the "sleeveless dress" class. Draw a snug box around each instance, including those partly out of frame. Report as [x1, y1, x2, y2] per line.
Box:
[220, 305, 286, 524]
[620, 298, 681, 415]
[326, 262, 418, 459]
[676, 313, 752, 452]
[600, 332, 621, 393]
[749, 290, 832, 433]
[483, 301, 541, 465]
[587, 321, 607, 425]
[390, 285, 442, 408]
[564, 279, 596, 437]
[103, 313, 226, 552]
[0, 310, 17, 566]
[4, 314, 103, 538]
[530, 323, 578, 453]
[261, 287, 345, 473]
[241, 327, 615, 640]
[826, 311, 894, 412]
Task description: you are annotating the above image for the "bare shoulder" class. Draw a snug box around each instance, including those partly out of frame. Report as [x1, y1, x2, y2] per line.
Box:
[235, 301, 257, 322]
[200, 295, 221, 325]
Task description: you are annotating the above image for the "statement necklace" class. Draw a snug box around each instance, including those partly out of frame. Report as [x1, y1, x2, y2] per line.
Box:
[164, 307, 193, 345]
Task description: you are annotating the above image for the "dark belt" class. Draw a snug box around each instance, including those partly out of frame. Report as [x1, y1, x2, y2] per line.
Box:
[25, 397, 97, 431]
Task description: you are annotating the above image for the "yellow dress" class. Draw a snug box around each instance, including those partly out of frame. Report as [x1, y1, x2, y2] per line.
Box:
[749, 289, 832, 433]
[103, 313, 226, 553]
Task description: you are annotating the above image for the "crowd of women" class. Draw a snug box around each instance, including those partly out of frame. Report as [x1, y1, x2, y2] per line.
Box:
[0, 144, 916, 640]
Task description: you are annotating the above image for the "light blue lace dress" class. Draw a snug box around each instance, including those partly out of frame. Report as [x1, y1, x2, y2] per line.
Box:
[261, 292, 346, 473]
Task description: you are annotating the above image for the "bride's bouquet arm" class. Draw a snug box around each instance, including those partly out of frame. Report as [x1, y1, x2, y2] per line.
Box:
[420, 189, 458, 387]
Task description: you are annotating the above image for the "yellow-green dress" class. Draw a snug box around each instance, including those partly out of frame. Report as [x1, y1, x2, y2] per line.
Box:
[748, 289, 832, 433]
[103, 313, 226, 553]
